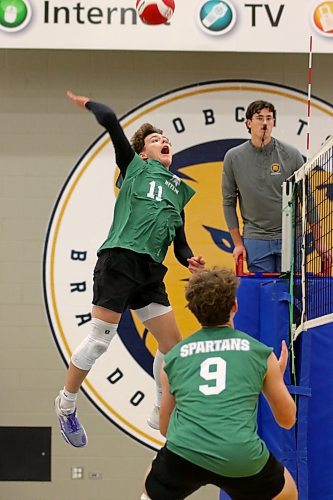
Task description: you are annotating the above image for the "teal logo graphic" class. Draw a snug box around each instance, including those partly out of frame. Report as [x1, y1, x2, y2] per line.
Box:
[0, 0, 32, 32]
[197, 0, 236, 36]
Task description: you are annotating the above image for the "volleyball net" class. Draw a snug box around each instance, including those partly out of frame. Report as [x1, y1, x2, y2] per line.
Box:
[282, 135, 333, 339]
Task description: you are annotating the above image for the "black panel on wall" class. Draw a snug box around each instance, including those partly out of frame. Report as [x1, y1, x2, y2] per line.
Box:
[0, 427, 51, 481]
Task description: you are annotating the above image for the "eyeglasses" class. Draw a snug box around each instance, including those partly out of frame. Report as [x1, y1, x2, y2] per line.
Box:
[252, 115, 274, 122]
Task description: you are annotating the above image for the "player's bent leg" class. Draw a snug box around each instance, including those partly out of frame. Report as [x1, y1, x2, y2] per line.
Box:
[91, 304, 121, 324]
[146, 350, 165, 429]
[139, 307, 182, 353]
[273, 467, 298, 500]
[135, 306, 182, 430]
[71, 317, 118, 371]
[55, 311, 119, 447]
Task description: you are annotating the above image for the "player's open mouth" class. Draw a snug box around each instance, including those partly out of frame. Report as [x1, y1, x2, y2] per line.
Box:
[161, 146, 169, 154]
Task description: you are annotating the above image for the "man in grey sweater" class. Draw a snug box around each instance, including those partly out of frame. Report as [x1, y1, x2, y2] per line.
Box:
[222, 100, 304, 273]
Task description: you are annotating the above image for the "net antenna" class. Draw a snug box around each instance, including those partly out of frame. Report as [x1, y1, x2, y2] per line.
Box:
[306, 35, 313, 160]
[298, 35, 313, 333]
[282, 36, 333, 342]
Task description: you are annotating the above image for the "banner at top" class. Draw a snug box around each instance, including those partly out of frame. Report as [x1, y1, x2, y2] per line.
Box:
[0, 0, 333, 53]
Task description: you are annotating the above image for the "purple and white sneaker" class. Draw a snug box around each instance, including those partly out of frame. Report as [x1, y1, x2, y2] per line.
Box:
[55, 395, 87, 448]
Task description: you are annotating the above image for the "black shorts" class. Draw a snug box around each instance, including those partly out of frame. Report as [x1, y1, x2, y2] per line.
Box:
[92, 248, 170, 313]
[145, 446, 285, 500]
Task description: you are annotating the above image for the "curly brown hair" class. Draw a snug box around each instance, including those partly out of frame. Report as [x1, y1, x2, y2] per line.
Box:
[130, 123, 163, 154]
[185, 267, 239, 327]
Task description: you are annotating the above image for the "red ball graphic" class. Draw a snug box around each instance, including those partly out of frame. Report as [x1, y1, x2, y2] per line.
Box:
[136, 0, 175, 25]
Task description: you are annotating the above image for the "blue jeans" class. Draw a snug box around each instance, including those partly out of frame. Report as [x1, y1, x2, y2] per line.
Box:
[243, 238, 282, 273]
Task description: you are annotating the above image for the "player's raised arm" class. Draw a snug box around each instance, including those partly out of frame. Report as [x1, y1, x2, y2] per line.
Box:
[67, 90, 134, 177]
[262, 341, 296, 429]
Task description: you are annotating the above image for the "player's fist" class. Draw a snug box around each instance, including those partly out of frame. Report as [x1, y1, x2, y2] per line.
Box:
[187, 256, 205, 274]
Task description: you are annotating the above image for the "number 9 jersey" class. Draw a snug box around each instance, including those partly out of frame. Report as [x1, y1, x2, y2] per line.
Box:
[164, 326, 273, 478]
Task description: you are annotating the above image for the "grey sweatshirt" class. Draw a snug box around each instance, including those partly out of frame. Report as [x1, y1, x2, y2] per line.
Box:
[222, 138, 304, 239]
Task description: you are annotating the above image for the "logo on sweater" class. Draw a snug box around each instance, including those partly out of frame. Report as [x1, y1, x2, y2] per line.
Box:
[172, 174, 181, 186]
[271, 163, 281, 175]
[43, 81, 333, 451]
[165, 179, 179, 194]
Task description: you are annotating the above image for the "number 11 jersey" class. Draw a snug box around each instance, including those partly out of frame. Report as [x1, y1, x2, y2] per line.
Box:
[98, 154, 195, 263]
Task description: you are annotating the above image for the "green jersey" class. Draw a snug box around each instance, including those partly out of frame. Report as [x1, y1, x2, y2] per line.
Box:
[164, 326, 273, 477]
[98, 154, 195, 263]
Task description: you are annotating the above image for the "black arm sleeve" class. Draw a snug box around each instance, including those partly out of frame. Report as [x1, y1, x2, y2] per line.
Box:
[86, 101, 134, 179]
[173, 211, 193, 268]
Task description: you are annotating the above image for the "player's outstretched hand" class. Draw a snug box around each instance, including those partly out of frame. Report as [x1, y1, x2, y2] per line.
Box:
[187, 256, 205, 274]
[67, 90, 90, 109]
[278, 340, 288, 376]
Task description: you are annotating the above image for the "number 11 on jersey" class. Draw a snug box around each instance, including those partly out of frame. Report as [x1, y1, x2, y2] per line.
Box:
[147, 181, 163, 202]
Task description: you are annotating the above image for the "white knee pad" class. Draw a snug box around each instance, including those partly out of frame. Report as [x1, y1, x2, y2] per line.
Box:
[71, 318, 118, 371]
[134, 303, 172, 323]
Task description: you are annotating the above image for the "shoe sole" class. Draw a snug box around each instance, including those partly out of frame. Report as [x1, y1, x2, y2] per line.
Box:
[58, 421, 88, 447]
